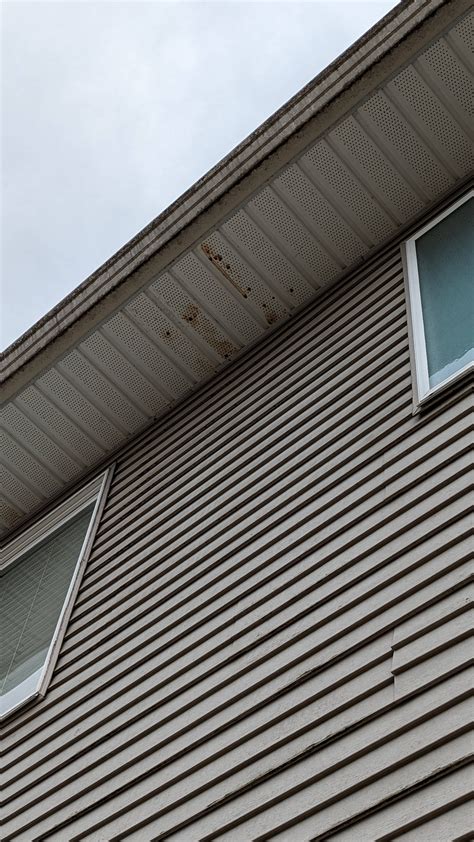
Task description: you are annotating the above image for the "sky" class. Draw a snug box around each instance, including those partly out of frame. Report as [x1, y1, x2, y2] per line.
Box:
[1, 0, 398, 351]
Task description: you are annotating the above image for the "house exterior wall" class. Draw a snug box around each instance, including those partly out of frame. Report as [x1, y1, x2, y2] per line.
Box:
[2, 230, 473, 839]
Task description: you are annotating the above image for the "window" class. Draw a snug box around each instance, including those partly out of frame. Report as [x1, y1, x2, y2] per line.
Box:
[0, 469, 111, 720]
[404, 190, 473, 404]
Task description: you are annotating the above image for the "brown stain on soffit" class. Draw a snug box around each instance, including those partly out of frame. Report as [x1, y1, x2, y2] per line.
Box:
[201, 242, 283, 326]
[181, 303, 237, 360]
[200, 243, 249, 300]
[1, 0, 466, 398]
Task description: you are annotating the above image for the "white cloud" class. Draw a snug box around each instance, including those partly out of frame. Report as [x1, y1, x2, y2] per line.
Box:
[1, 0, 397, 349]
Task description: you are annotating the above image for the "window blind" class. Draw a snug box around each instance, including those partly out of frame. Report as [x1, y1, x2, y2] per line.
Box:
[0, 503, 94, 716]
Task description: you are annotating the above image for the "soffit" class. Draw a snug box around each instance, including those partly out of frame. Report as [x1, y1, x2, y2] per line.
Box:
[1, 7, 473, 538]
[1, 0, 466, 390]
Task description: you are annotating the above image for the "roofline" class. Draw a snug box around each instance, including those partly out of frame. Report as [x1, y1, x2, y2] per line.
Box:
[1, 0, 465, 399]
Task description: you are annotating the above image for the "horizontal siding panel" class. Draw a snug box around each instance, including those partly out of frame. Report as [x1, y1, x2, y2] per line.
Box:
[28, 681, 473, 840]
[4, 473, 471, 758]
[90, 320, 407, 576]
[3, 546, 472, 832]
[82, 308, 409, 590]
[56, 478, 472, 698]
[63, 383, 413, 661]
[393, 636, 474, 698]
[174, 703, 472, 842]
[73, 366, 411, 625]
[4, 536, 471, 797]
[66, 397, 468, 654]
[99, 253, 404, 499]
[96, 273, 405, 533]
[5, 524, 470, 767]
[61, 461, 472, 683]
[62, 399, 471, 652]
[57, 485, 473, 713]
[3, 489, 472, 784]
[5, 552, 470, 796]
[4, 638, 393, 794]
[391, 608, 473, 673]
[376, 792, 474, 842]
[4, 663, 394, 833]
[258, 739, 472, 842]
[3, 239, 472, 841]
[392, 583, 473, 646]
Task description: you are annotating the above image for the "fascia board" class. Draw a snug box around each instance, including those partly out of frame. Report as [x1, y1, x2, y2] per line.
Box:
[1, 0, 469, 401]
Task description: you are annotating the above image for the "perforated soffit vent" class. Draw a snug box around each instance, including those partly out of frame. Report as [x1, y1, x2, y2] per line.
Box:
[1, 7, 473, 537]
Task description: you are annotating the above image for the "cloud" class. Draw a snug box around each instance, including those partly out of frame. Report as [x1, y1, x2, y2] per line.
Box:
[1, 0, 397, 349]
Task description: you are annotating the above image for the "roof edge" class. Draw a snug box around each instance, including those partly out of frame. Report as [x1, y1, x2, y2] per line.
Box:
[1, 0, 459, 391]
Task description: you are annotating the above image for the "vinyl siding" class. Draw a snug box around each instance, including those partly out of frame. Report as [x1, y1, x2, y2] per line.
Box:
[2, 242, 473, 841]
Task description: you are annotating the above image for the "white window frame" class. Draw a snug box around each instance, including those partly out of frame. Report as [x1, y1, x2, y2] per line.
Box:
[0, 467, 113, 721]
[403, 189, 474, 407]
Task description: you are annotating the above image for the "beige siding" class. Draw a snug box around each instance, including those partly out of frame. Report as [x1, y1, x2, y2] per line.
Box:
[2, 244, 473, 841]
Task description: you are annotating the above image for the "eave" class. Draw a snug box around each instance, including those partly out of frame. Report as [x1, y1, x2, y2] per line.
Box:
[1, 0, 473, 538]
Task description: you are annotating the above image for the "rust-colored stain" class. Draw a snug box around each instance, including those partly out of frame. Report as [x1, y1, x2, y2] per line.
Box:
[214, 339, 237, 360]
[161, 316, 214, 376]
[264, 310, 279, 325]
[261, 295, 282, 326]
[182, 303, 236, 360]
[182, 303, 200, 325]
[201, 243, 248, 299]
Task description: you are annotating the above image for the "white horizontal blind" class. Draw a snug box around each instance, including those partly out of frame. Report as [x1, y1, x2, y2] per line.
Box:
[0, 504, 95, 716]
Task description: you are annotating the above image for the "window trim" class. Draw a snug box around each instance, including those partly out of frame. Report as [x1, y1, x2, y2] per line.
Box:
[403, 189, 474, 407]
[0, 466, 113, 721]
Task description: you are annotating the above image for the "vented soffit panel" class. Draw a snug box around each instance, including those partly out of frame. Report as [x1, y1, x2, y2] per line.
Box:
[1, 0, 473, 538]
[1, 0, 469, 389]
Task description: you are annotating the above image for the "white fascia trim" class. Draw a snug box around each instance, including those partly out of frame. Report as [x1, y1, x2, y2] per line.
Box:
[403, 188, 473, 407]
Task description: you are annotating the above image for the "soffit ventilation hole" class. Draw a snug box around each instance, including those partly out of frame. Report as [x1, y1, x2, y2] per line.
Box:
[360, 91, 452, 195]
[174, 252, 261, 343]
[391, 65, 473, 173]
[452, 11, 474, 54]
[81, 333, 167, 417]
[250, 187, 340, 284]
[38, 368, 123, 449]
[17, 386, 103, 465]
[61, 350, 145, 432]
[0, 465, 42, 513]
[276, 165, 366, 264]
[0, 404, 80, 481]
[0, 501, 23, 530]
[0, 430, 60, 496]
[331, 116, 423, 219]
[150, 273, 239, 361]
[303, 141, 394, 242]
[105, 312, 191, 398]
[224, 209, 311, 302]
[422, 39, 474, 117]
[203, 231, 289, 322]
[127, 292, 214, 378]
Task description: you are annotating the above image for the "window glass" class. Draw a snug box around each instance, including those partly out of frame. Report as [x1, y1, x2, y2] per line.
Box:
[416, 197, 474, 389]
[0, 503, 95, 718]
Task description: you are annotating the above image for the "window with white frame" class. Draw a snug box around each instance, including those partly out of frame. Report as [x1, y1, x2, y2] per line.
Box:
[404, 191, 473, 403]
[0, 469, 111, 720]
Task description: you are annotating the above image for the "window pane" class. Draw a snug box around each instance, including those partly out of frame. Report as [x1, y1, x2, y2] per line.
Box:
[416, 197, 474, 388]
[0, 503, 94, 716]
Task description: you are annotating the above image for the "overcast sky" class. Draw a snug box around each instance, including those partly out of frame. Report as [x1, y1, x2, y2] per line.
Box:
[1, 0, 397, 350]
